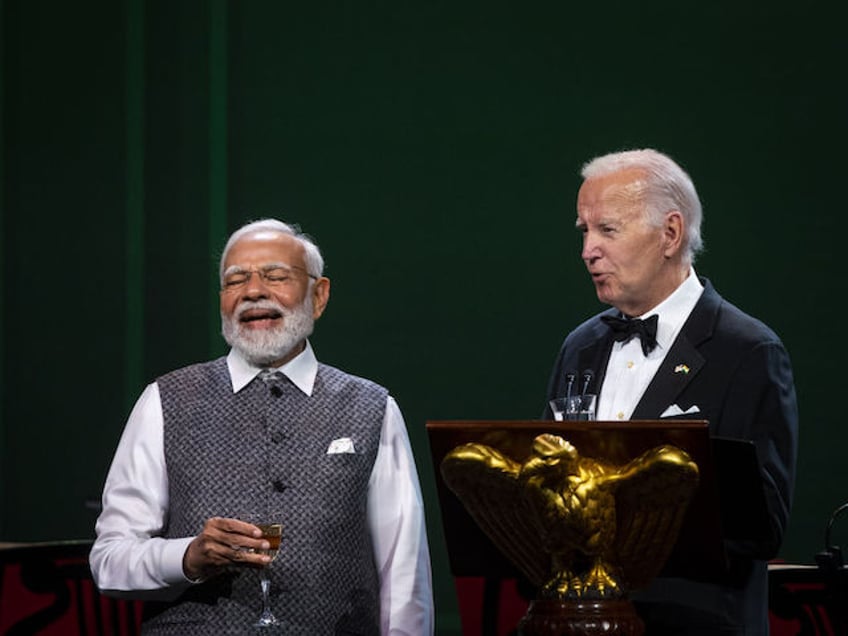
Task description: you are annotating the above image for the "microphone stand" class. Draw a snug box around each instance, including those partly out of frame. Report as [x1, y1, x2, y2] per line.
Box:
[815, 502, 848, 634]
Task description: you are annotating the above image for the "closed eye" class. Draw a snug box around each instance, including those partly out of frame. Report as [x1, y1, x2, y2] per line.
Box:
[263, 269, 293, 283]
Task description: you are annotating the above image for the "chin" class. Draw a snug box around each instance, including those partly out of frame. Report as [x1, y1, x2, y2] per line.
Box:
[595, 290, 613, 306]
[239, 341, 301, 367]
[221, 300, 314, 366]
[595, 283, 620, 305]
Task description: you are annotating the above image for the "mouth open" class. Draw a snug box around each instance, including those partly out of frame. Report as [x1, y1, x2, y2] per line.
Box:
[239, 307, 283, 328]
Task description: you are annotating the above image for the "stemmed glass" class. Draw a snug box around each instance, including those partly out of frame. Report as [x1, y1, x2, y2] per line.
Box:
[242, 517, 283, 629]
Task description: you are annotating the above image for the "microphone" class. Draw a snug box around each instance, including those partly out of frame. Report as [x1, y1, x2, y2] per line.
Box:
[563, 371, 577, 401]
[816, 502, 848, 572]
[580, 369, 594, 396]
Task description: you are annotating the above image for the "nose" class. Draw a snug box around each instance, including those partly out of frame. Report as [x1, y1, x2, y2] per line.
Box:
[243, 271, 271, 298]
[581, 231, 600, 264]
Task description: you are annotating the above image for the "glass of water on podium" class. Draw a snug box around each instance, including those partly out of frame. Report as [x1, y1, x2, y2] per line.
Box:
[550, 394, 596, 421]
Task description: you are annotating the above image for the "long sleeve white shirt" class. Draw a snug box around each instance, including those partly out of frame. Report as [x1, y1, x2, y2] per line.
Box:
[90, 342, 434, 635]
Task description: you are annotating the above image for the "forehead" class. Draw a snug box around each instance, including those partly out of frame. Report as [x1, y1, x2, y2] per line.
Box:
[577, 169, 647, 218]
[224, 230, 306, 268]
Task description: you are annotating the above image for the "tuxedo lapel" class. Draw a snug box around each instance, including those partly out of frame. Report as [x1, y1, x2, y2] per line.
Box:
[550, 317, 615, 400]
[631, 278, 719, 420]
[570, 319, 617, 400]
[631, 335, 704, 419]
[579, 337, 614, 397]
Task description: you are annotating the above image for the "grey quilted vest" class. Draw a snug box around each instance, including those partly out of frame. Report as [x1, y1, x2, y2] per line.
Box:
[141, 356, 388, 635]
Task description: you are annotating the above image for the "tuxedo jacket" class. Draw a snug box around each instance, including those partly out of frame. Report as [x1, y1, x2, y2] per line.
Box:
[543, 278, 799, 631]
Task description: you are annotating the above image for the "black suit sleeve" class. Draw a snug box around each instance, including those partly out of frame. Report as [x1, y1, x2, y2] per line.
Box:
[717, 339, 799, 560]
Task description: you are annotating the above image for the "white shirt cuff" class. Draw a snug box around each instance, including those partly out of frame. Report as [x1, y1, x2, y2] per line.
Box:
[160, 537, 198, 585]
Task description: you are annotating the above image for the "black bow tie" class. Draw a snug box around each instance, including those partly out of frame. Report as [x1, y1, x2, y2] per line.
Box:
[601, 314, 659, 356]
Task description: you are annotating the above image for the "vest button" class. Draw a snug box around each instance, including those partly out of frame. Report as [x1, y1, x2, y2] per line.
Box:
[270, 385, 283, 397]
[272, 479, 287, 492]
[271, 432, 283, 444]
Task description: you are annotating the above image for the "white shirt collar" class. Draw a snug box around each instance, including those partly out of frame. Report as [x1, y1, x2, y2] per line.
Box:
[226, 340, 318, 396]
[638, 266, 704, 351]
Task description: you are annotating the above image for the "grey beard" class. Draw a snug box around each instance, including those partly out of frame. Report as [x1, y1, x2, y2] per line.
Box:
[221, 297, 315, 367]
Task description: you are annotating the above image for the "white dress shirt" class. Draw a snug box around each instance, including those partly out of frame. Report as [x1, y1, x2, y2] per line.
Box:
[90, 341, 434, 636]
[597, 269, 704, 421]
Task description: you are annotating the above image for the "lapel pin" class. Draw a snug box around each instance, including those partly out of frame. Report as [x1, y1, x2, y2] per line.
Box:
[674, 364, 690, 374]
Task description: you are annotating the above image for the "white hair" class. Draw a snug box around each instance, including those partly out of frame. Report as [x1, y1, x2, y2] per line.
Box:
[581, 149, 704, 263]
[218, 218, 324, 285]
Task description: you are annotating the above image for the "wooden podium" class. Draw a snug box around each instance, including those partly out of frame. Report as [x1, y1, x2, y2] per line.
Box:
[427, 420, 768, 635]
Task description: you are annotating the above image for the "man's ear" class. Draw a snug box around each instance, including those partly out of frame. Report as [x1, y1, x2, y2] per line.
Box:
[663, 211, 684, 258]
[312, 277, 331, 319]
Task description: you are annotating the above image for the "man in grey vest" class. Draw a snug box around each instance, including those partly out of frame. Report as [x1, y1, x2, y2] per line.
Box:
[91, 219, 434, 635]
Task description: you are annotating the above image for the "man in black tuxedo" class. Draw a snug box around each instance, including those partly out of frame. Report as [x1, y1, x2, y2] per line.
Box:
[543, 149, 798, 635]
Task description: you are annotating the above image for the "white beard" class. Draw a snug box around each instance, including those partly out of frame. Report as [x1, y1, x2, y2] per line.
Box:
[221, 296, 315, 367]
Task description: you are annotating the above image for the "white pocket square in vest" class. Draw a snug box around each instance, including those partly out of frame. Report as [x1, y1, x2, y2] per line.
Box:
[327, 437, 356, 454]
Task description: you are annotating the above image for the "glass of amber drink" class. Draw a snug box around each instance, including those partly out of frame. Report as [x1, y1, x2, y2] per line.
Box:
[252, 521, 282, 628]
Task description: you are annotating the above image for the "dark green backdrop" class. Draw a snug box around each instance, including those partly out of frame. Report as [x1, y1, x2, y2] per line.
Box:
[2, 1, 845, 633]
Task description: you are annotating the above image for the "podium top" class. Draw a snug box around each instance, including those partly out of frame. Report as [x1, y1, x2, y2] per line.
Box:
[427, 419, 712, 469]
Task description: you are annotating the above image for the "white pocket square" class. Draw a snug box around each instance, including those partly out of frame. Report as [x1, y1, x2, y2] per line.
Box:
[327, 437, 356, 454]
[660, 404, 701, 418]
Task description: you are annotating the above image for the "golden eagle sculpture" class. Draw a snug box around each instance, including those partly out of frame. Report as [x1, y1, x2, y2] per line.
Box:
[440, 434, 699, 600]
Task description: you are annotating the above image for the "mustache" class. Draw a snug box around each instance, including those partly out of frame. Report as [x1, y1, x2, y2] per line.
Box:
[233, 299, 290, 321]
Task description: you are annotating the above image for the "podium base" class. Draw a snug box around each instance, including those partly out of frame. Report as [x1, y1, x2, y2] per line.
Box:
[518, 598, 645, 636]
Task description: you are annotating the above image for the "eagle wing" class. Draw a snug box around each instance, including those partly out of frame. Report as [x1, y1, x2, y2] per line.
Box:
[611, 444, 700, 589]
[440, 443, 549, 586]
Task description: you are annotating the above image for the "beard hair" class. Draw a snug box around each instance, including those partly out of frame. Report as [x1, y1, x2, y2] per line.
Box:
[221, 295, 315, 367]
